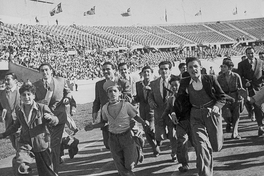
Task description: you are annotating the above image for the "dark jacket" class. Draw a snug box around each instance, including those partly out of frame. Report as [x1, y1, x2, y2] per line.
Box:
[178, 74, 231, 109]
[3, 103, 58, 152]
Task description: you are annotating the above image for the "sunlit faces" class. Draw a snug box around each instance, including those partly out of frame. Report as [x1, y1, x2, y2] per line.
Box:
[20, 91, 35, 105]
[102, 64, 115, 80]
[187, 60, 201, 79]
[39, 65, 53, 80]
[170, 80, 180, 93]
[159, 64, 171, 79]
[118, 65, 129, 78]
[5, 75, 16, 89]
[142, 68, 152, 80]
[246, 48, 255, 60]
[107, 86, 121, 102]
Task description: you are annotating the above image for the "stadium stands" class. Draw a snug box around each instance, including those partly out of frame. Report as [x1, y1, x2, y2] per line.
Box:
[0, 17, 263, 79]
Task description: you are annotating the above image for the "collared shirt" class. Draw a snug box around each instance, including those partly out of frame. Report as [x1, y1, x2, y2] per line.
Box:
[6, 85, 17, 93]
[160, 76, 171, 98]
[21, 101, 38, 125]
[248, 58, 256, 70]
[189, 75, 203, 91]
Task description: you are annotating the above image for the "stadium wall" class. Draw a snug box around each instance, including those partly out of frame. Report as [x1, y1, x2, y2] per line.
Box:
[8, 62, 42, 83]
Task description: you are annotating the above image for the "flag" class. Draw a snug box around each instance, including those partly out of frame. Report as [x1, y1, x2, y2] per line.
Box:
[165, 9, 167, 22]
[50, 3, 62, 16]
[84, 6, 95, 16]
[121, 8, 131, 17]
[195, 10, 202, 16]
[233, 7, 237, 15]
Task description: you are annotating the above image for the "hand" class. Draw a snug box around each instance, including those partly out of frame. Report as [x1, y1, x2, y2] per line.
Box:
[85, 122, 94, 131]
[149, 100, 157, 109]
[43, 113, 52, 120]
[245, 82, 251, 87]
[169, 112, 178, 125]
[63, 98, 70, 105]
[212, 106, 220, 114]
[0, 133, 4, 139]
[92, 112, 98, 123]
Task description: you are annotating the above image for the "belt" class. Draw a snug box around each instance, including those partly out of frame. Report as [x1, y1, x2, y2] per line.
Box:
[109, 129, 130, 137]
[192, 100, 214, 109]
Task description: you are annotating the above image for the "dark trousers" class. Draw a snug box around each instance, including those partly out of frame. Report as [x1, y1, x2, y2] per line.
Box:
[35, 149, 57, 176]
[102, 125, 110, 149]
[50, 123, 65, 174]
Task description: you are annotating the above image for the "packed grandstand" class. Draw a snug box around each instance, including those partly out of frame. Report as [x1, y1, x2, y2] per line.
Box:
[1, 16, 264, 80]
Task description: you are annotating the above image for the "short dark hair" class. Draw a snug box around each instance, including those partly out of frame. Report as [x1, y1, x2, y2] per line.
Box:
[38, 63, 53, 71]
[169, 76, 180, 84]
[178, 63, 186, 70]
[222, 58, 234, 68]
[241, 55, 246, 60]
[19, 83, 36, 95]
[5, 72, 17, 80]
[259, 51, 264, 55]
[245, 47, 255, 54]
[118, 62, 128, 70]
[158, 61, 172, 69]
[186, 57, 201, 66]
[141, 65, 153, 73]
[102, 61, 115, 69]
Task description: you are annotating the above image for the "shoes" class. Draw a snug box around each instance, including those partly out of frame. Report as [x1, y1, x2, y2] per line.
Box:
[69, 138, 79, 159]
[171, 156, 177, 162]
[258, 126, 264, 136]
[139, 154, 144, 163]
[226, 123, 231, 133]
[178, 165, 189, 172]
[73, 128, 79, 135]
[231, 134, 242, 140]
[153, 151, 160, 157]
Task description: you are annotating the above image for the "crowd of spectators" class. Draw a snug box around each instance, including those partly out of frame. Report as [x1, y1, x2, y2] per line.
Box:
[1, 23, 263, 81]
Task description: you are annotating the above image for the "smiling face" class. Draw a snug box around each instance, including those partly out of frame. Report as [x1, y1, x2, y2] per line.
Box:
[20, 91, 35, 105]
[118, 64, 129, 79]
[187, 60, 201, 79]
[102, 64, 115, 80]
[142, 68, 152, 80]
[39, 65, 53, 80]
[159, 64, 171, 79]
[220, 64, 229, 74]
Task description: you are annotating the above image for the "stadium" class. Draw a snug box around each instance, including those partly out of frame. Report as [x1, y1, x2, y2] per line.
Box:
[0, 0, 264, 81]
[1, 0, 264, 176]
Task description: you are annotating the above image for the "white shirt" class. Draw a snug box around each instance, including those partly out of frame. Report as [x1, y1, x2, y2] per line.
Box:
[189, 75, 203, 91]
[160, 76, 171, 98]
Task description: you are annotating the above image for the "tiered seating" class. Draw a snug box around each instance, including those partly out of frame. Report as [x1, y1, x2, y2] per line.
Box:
[138, 26, 194, 45]
[205, 23, 253, 41]
[161, 24, 232, 44]
[96, 26, 175, 46]
[229, 18, 264, 40]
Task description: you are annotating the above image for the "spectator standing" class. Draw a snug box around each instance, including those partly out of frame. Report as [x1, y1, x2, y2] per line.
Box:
[0, 83, 59, 176]
[237, 47, 264, 136]
[134, 66, 160, 157]
[86, 80, 148, 176]
[0, 72, 20, 150]
[92, 62, 132, 149]
[178, 57, 228, 176]
[209, 66, 215, 75]
[148, 61, 178, 162]
[217, 59, 243, 139]
[33, 63, 71, 174]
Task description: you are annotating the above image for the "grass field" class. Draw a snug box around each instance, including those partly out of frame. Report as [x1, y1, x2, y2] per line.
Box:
[0, 102, 93, 160]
